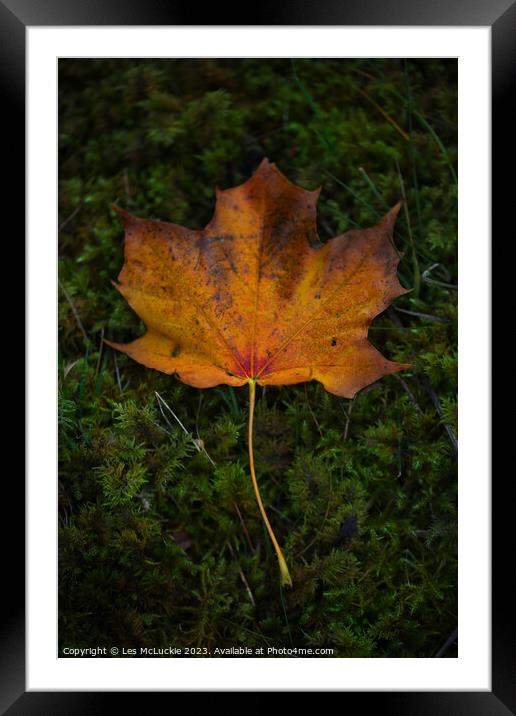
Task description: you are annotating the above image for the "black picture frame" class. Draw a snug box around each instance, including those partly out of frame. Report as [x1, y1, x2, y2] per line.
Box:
[8, 0, 511, 710]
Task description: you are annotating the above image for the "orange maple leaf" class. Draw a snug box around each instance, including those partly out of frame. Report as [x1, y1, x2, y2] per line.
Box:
[106, 159, 410, 586]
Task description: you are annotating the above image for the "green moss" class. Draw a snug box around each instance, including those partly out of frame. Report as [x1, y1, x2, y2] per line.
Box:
[59, 58, 457, 657]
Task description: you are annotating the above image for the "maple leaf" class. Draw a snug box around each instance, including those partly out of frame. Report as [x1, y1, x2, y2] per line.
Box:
[106, 159, 410, 586]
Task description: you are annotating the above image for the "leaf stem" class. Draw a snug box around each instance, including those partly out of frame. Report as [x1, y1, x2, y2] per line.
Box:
[247, 379, 292, 587]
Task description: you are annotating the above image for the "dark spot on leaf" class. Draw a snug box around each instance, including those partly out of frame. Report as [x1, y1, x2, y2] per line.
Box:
[171, 344, 181, 357]
[331, 337, 337, 346]
[315, 292, 321, 299]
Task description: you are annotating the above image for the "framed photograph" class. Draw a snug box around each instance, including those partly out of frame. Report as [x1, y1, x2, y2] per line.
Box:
[6, 0, 509, 709]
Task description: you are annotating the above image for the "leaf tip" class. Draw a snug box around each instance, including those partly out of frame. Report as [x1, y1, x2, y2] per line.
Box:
[102, 337, 120, 350]
[255, 157, 276, 175]
[111, 203, 136, 225]
[384, 200, 403, 227]
[391, 360, 413, 374]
